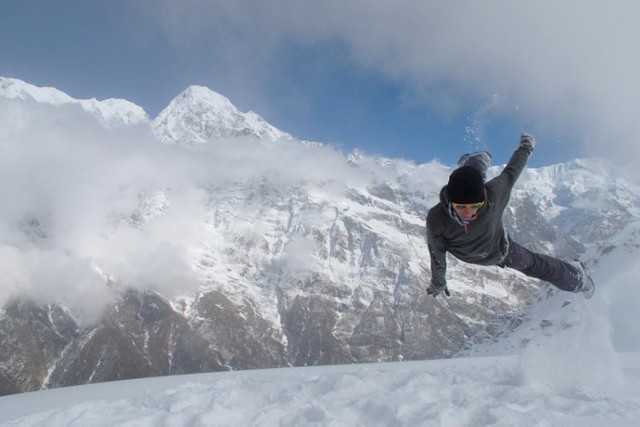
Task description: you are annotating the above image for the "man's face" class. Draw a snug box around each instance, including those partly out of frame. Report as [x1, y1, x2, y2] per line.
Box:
[452, 202, 484, 222]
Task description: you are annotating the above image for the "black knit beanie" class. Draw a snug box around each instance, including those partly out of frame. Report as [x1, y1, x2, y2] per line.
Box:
[447, 166, 485, 204]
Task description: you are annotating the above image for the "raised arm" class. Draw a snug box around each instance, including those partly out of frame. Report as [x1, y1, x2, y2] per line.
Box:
[487, 132, 536, 193]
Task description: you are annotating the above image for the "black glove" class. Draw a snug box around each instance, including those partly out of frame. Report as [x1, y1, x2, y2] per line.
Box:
[519, 132, 537, 154]
[427, 282, 450, 297]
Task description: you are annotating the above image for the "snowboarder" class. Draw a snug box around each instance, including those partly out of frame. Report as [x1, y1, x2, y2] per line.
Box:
[426, 132, 595, 298]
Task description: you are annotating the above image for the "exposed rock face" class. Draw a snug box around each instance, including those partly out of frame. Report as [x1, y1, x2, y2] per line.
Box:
[193, 290, 287, 369]
[45, 292, 227, 389]
[0, 300, 78, 394]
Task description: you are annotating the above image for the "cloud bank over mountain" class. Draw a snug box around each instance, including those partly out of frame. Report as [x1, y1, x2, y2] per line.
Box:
[139, 0, 640, 165]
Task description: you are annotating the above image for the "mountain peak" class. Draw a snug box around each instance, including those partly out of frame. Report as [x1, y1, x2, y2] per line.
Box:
[1, 76, 70, 104]
[0, 76, 149, 128]
[176, 85, 237, 113]
[152, 85, 290, 145]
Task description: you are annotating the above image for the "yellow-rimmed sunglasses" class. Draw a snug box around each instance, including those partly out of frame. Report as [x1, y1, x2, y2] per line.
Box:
[451, 201, 485, 210]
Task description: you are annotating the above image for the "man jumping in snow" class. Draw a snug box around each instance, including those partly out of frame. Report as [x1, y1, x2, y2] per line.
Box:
[426, 133, 595, 298]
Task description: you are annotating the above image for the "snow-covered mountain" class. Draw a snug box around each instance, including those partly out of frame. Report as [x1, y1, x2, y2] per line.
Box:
[0, 78, 639, 397]
[0, 77, 148, 128]
[152, 85, 290, 145]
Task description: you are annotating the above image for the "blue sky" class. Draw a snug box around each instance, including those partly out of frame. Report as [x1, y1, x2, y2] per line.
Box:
[2, 1, 639, 168]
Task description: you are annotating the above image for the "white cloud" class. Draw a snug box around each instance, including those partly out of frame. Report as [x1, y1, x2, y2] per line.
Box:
[280, 233, 319, 280]
[144, 0, 640, 164]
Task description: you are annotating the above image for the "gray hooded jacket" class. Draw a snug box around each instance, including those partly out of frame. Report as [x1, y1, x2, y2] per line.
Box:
[426, 147, 531, 289]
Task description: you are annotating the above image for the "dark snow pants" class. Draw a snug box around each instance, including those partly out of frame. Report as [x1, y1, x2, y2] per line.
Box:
[499, 237, 580, 292]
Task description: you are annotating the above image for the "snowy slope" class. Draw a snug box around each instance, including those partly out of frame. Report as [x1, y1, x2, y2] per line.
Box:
[1, 352, 639, 426]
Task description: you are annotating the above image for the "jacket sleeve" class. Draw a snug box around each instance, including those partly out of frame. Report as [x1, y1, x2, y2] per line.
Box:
[487, 146, 531, 196]
[426, 213, 448, 289]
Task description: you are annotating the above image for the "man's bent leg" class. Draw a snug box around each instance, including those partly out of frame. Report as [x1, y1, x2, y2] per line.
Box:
[500, 238, 581, 292]
[458, 152, 492, 180]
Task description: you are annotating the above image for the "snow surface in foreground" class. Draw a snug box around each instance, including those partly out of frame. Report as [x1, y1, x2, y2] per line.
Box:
[1, 352, 639, 426]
